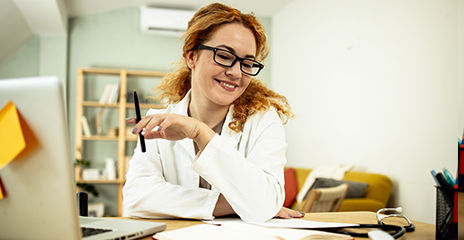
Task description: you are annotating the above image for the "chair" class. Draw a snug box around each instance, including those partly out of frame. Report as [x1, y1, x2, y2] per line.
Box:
[301, 183, 348, 212]
[288, 168, 393, 212]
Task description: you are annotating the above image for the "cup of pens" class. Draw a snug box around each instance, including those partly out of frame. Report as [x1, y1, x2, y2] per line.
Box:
[431, 169, 458, 240]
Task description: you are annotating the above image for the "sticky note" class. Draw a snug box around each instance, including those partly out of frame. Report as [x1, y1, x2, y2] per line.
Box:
[0, 101, 26, 169]
[0, 176, 5, 199]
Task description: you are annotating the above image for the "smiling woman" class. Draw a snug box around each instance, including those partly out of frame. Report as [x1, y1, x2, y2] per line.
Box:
[122, 2, 297, 223]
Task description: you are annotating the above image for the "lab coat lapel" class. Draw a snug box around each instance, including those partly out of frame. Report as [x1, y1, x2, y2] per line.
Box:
[220, 105, 242, 150]
[171, 93, 242, 156]
[172, 91, 195, 159]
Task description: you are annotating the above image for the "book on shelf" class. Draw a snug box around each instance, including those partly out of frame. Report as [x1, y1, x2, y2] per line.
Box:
[99, 83, 119, 104]
[81, 116, 91, 136]
[99, 84, 113, 104]
[108, 81, 120, 104]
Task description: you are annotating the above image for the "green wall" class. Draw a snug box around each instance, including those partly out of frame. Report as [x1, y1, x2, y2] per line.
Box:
[0, 36, 40, 78]
[0, 35, 68, 95]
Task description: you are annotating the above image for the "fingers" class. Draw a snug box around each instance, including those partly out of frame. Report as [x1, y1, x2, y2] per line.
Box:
[288, 209, 305, 218]
[131, 114, 174, 139]
[275, 207, 305, 219]
[127, 115, 162, 136]
[136, 118, 164, 139]
[276, 208, 292, 219]
[141, 116, 166, 139]
[125, 117, 136, 124]
[127, 113, 196, 141]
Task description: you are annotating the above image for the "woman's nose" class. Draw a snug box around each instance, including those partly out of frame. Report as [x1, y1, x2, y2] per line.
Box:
[225, 61, 243, 78]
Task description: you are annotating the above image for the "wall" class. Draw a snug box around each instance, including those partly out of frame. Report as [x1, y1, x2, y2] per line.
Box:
[271, 0, 463, 223]
[459, 0, 464, 135]
[0, 0, 33, 66]
[0, 36, 68, 96]
[0, 36, 39, 78]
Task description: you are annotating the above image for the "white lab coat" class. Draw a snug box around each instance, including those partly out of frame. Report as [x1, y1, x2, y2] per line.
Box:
[122, 91, 287, 223]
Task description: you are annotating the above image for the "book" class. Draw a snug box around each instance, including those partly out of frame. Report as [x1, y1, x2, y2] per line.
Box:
[81, 116, 91, 136]
[99, 84, 113, 104]
[108, 82, 119, 103]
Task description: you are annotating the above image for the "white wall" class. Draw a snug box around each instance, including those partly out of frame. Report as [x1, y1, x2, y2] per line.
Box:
[459, 1, 464, 132]
[271, 0, 463, 223]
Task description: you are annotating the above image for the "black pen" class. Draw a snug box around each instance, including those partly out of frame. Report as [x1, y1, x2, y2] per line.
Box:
[134, 91, 146, 152]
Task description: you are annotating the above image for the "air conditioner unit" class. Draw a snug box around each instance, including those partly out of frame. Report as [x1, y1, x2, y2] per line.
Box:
[140, 6, 195, 37]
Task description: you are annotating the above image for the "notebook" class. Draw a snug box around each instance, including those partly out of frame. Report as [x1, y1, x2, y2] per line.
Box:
[0, 76, 166, 239]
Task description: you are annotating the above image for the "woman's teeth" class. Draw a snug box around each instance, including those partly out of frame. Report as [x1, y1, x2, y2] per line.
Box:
[220, 81, 235, 88]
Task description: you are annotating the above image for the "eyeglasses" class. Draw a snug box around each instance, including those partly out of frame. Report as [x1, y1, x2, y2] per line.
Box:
[197, 44, 264, 76]
[376, 207, 415, 232]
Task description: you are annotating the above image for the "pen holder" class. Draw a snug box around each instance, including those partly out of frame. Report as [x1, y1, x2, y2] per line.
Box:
[435, 186, 457, 240]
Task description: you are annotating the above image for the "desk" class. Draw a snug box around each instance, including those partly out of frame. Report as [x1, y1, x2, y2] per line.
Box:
[133, 211, 434, 240]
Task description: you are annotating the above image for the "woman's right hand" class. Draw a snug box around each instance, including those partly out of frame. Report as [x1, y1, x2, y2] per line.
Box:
[127, 113, 199, 140]
[127, 113, 215, 151]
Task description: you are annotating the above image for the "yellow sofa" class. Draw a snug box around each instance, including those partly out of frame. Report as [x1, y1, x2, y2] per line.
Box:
[290, 168, 393, 212]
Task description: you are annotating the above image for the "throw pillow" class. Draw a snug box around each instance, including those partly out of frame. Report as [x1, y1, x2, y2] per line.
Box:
[306, 177, 369, 199]
[283, 168, 298, 207]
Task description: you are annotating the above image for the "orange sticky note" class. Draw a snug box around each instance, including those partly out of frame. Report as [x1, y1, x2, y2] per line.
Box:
[0, 176, 5, 199]
[0, 101, 26, 169]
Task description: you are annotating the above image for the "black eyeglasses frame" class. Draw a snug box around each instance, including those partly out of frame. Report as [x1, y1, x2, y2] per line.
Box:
[197, 44, 264, 76]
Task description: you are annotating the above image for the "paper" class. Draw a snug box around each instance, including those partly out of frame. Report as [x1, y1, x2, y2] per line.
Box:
[153, 222, 353, 240]
[204, 218, 358, 229]
[0, 101, 25, 169]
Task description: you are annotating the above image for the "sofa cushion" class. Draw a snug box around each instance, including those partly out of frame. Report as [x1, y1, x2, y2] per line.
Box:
[308, 177, 369, 198]
[343, 171, 392, 205]
[283, 168, 298, 207]
[339, 198, 385, 212]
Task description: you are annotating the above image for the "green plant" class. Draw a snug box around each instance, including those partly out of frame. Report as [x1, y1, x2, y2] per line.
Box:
[74, 159, 99, 198]
[75, 159, 90, 167]
[77, 183, 99, 198]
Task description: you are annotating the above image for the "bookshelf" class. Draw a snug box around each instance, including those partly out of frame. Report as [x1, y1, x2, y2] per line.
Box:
[75, 67, 166, 216]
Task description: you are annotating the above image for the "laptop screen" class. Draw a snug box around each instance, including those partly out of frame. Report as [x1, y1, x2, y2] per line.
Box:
[0, 77, 81, 239]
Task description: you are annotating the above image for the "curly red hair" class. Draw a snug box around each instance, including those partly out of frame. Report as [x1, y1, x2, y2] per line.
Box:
[156, 3, 293, 132]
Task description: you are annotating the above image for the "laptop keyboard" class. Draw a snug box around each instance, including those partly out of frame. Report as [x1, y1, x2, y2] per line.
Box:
[81, 226, 113, 237]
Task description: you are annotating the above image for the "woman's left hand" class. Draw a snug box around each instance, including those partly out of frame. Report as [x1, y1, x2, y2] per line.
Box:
[275, 207, 305, 219]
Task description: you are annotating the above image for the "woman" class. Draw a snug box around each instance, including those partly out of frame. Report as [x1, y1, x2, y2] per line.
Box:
[123, 3, 302, 222]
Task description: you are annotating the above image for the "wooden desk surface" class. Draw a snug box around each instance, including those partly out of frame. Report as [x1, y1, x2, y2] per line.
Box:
[132, 211, 434, 240]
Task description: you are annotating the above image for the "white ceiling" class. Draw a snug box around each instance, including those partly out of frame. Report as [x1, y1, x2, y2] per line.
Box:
[66, 0, 293, 18]
[0, 0, 293, 65]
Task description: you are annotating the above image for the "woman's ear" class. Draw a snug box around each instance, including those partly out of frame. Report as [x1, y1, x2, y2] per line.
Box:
[185, 50, 196, 69]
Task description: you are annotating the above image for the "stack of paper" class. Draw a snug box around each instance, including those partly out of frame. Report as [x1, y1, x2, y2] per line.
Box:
[153, 218, 356, 240]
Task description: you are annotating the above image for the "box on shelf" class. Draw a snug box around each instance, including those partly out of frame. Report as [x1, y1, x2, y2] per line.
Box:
[82, 168, 103, 180]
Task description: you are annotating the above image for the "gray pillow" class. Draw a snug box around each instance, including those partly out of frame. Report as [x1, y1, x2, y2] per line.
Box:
[306, 177, 369, 199]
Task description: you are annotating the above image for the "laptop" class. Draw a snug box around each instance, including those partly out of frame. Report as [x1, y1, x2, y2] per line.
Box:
[0, 76, 166, 239]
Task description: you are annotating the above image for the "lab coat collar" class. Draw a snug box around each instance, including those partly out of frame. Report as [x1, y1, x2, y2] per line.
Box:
[172, 91, 242, 157]
[220, 105, 243, 149]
